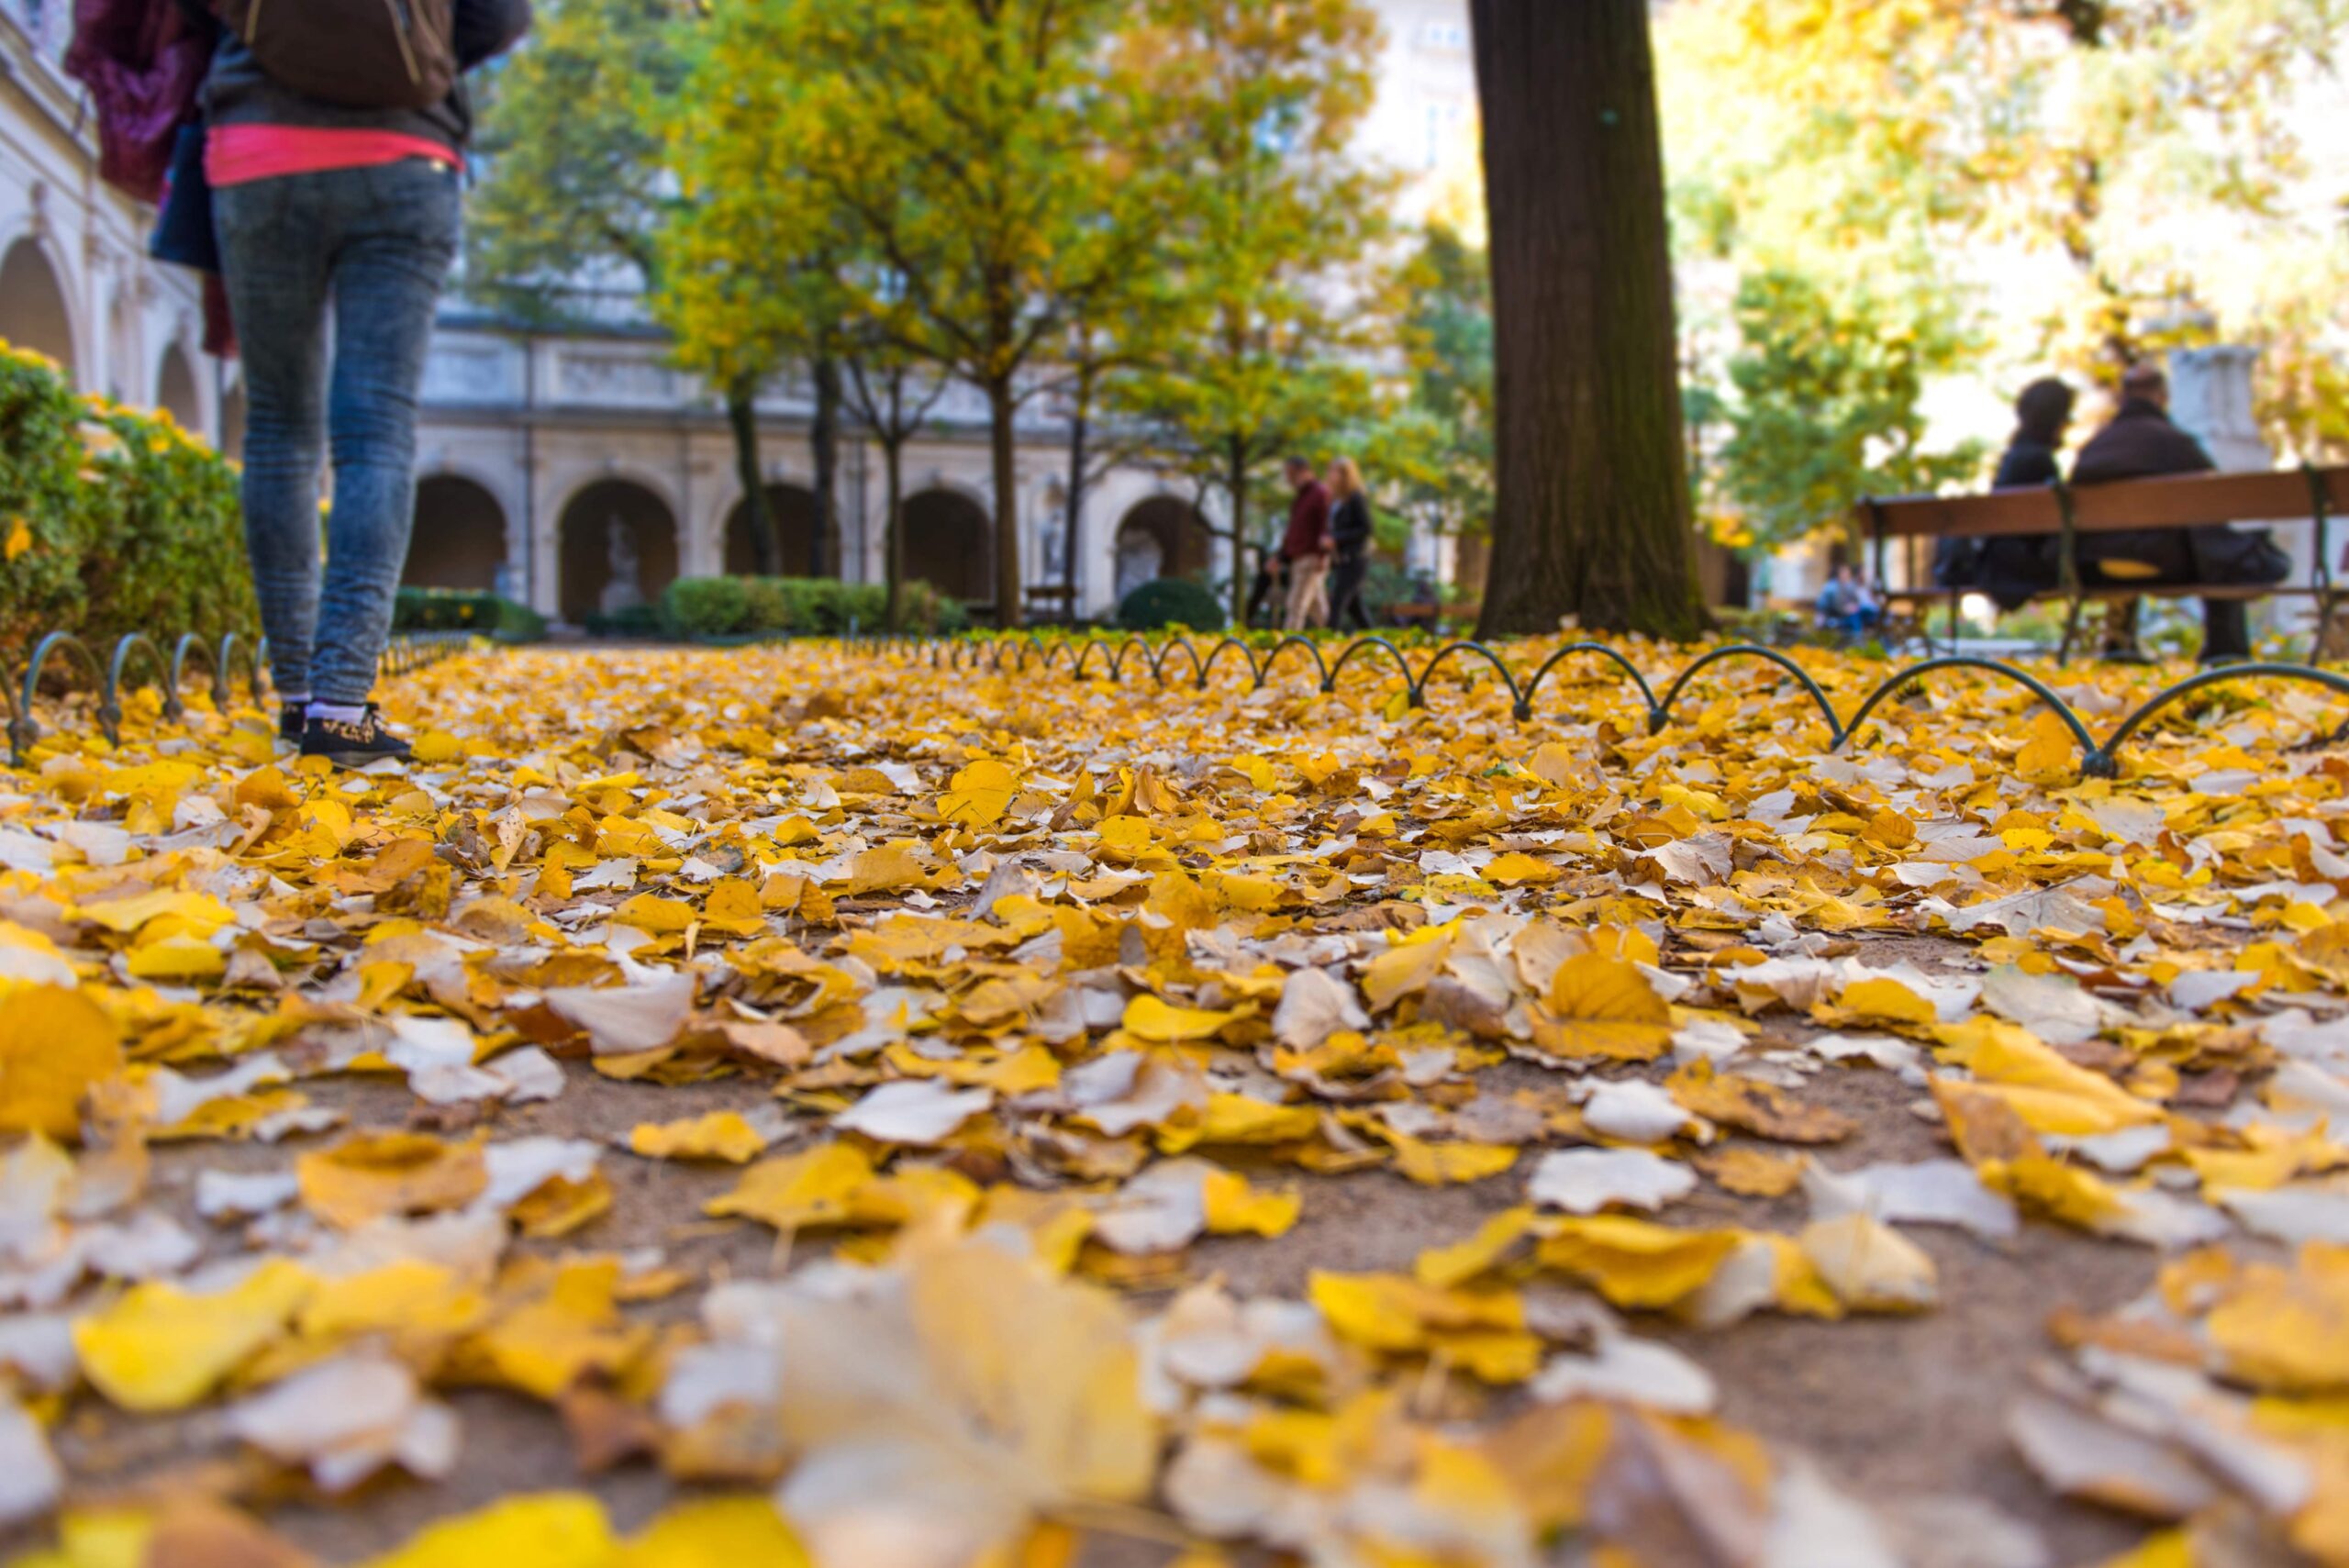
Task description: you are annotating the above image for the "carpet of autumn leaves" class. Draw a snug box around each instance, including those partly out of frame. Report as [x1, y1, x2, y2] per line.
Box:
[6, 639, 2349, 1566]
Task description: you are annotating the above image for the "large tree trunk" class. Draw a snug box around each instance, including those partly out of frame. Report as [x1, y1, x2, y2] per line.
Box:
[810, 352, 841, 580]
[1227, 437, 1252, 627]
[1063, 367, 1090, 612]
[884, 433, 906, 633]
[986, 375, 1022, 628]
[726, 376, 777, 576]
[1469, 0, 1705, 640]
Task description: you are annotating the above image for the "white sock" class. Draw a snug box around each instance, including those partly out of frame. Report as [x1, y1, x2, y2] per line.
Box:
[277, 693, 310, 710]
[306, 702, 370, 725]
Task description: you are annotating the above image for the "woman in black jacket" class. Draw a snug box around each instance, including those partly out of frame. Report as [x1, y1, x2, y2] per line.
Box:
[1324, 458, 1375, 632]
[1934, 376, 2074, 611]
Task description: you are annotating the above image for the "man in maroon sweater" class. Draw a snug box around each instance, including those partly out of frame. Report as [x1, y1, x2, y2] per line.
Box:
[1279, 457, 1333, 630]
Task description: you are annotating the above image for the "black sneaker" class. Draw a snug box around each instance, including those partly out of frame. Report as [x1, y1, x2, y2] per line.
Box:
[299, 706, 412, 767]
[278, 704, 306, 744]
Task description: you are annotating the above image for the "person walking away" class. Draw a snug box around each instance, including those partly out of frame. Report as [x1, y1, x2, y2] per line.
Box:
[2071, 363, 2288, 664]
[206, 0, 531, 764]
[1937, 378, 2073, 613]
[1279, 457, 1334, 631]
[1325, 457, 1375, 632]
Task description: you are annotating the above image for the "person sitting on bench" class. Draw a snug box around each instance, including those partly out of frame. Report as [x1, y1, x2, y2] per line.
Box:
[1817, 564, 1880, 639]
[2071, 363, 2288, 663]
[1935, 377, 2075, 612]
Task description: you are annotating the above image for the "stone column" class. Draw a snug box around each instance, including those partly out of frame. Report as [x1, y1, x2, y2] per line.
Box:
[2165, 347, 2301, 636]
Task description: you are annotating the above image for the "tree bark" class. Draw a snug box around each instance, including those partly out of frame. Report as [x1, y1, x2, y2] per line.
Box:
[726, 375, 778, 576]
[884, 428, 906, 633]
[1468, 0, 1705, 640]
[1063, 364, 1091, 610]
[987, 374, 1022, 628]
[1227, 436, 1252, 627]
[810, 351, 841, 580]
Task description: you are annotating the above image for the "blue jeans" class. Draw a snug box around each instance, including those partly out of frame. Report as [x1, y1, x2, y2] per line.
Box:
[215, 160, 460, 705]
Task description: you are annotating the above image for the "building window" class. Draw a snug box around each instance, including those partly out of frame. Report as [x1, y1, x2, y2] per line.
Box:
[1423, 101, 1466, 171]
[1419, 20, 1469, 50]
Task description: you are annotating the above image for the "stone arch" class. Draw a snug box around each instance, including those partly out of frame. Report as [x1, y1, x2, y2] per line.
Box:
[558, 478, 679, 625]
[723, 484, 840, 578]
[0, 236, 83, 386]
[1112, 495, 1210, 602]
[407, 474, 509, 592]
[902, 488, 991, 603]
[154, 342, 202, 434]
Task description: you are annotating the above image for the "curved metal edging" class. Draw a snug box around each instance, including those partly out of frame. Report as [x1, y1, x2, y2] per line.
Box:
[1517, 641, 1662, 723]
[171, 633, 221, 711]
[103, 633, 177, 742]
[1152, 636, 1205, 688]
[1837, 657, 2093, 761]
[0, 653, 20, 768]
[1650, 643, 1844, 742]
[1322, 636, 1417, 699]
[218, 632, 267, 708]
[1414, 640, 1524, 715]
[1103, 637, 1155, 684]
[15, 631, 103, 762]
[1258, 635, 1330, 692]
[1198, 637, 1263, 690]
[2087, 662, 2349, 778]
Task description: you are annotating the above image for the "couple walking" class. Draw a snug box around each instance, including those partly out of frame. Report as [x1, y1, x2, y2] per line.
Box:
[1273, 456, 1374, 631]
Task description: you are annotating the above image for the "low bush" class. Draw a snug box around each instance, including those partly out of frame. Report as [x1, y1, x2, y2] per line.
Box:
[662, 576, 751, 639]
[658, 576, 972, 639]
[391, 586, 547, 643]
[0, 341, 255, 657]
[1118, 577, 1227, 633]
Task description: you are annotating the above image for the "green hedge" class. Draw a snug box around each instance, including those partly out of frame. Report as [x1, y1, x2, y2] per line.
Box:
[392, 585, 548, 642]
[660, 576, 971, 639]
[0, 341, 255, 658]
[1118, 577, 1226, 632]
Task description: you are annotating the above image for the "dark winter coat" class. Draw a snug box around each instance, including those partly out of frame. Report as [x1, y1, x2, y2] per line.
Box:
[2072, 399, 2287, 589]
[1330, 495, 1373, 562]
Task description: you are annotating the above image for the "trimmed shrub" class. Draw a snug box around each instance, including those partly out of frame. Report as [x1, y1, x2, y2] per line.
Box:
[1119, 577, 1226, 633]
[662, 576, 751, 639]
[0, 340, 254, 657]
[656, 576, 972, 639]
[392, 587, 547, 643]
[894, 582, 971, 636]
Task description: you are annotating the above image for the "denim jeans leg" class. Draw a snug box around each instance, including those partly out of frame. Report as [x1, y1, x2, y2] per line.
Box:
[213, 177, 333, 697]
[312, 161, 461, 705]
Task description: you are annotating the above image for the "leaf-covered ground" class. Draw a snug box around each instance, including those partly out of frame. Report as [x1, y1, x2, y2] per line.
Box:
[4, 640, 2349, 1568]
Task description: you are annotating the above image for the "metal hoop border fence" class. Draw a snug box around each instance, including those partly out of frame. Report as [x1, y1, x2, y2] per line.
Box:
[5, 631, 472, 766]
[842, 630, 2349, 782]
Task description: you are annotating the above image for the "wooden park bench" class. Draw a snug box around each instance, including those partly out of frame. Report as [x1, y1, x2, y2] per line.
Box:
[1860, 465, 2349, 661]
[1023, 584, 1078, 624]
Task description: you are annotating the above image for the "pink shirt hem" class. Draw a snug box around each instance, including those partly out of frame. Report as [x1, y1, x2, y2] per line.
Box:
[205, 126, 462, 188]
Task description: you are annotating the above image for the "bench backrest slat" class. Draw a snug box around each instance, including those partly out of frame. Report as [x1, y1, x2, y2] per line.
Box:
[1865, 465, 2349, 539]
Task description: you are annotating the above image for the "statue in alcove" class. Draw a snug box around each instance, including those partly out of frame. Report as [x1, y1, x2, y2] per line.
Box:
[600, 514, 643, 615]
